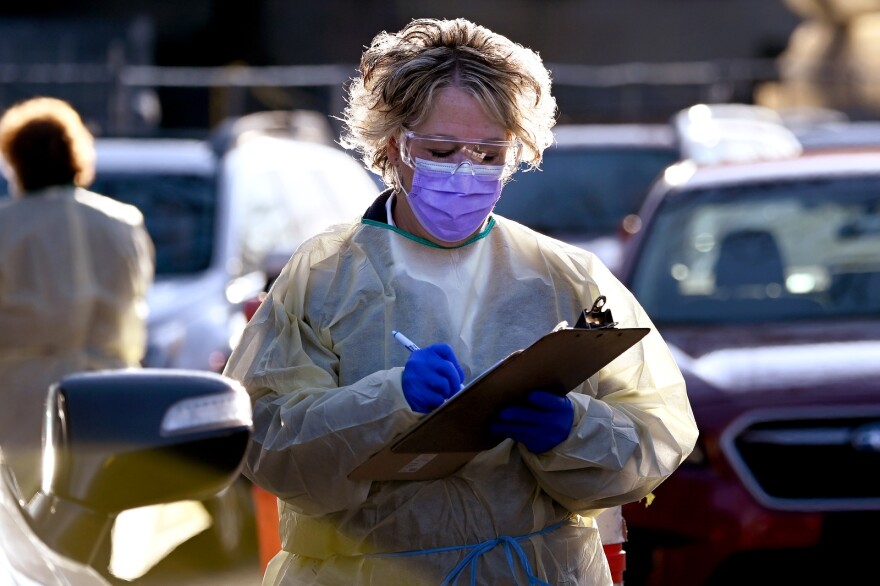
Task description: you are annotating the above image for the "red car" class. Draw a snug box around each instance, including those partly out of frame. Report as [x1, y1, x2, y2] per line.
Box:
[617, 149, 880, 585]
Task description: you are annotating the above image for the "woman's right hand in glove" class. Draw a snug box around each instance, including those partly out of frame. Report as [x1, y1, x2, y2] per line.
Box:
[402, 344, 465, 413]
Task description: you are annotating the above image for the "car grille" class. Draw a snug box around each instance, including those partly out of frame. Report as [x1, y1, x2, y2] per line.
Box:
[721, 406, 880, 511]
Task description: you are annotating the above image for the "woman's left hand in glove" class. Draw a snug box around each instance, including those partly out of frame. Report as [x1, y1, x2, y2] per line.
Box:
[490, 389, 574, 454]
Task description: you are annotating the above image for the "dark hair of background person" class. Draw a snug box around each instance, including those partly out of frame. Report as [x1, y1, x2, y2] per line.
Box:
[0, 96, 95, 193]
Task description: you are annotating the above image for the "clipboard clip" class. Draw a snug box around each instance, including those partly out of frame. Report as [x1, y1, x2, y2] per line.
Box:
[574, 295, 618, 330]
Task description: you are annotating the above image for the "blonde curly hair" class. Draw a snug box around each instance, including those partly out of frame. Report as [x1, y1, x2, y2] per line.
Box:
[339, 18, 557, 189]
[0, 96, 95, 194]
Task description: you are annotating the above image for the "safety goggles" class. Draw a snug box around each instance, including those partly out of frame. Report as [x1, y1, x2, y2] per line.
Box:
[399, 130, 522, 176]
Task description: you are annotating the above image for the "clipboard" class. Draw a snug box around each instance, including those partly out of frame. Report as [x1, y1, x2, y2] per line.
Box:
[348, 325, 650, 481]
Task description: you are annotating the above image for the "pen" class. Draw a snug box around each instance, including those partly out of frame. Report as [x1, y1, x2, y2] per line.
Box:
[391, 330, 420, 353]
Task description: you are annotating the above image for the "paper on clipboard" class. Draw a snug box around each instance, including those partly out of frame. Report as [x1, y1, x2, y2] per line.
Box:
[348, 325, 649, 481]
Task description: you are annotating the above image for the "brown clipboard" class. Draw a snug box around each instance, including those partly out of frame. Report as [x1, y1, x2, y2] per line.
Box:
[347, 326, 650, 481]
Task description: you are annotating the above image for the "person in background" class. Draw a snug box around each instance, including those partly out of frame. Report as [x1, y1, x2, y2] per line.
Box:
[224, 18, 698, 585]
[0, 97, 155, 501]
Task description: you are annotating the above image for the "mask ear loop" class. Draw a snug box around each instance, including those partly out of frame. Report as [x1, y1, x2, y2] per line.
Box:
[393, 165, 410, 198]
[393, 136, 412, 198]
[388, 133, 411, 195]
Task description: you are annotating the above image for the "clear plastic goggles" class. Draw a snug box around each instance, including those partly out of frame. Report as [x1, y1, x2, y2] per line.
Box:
[399, 131, 522, 176]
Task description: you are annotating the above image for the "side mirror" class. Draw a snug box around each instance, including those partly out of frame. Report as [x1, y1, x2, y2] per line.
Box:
[26, 369, 252, 567]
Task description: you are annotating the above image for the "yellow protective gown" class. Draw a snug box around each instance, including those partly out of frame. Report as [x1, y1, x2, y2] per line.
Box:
[0, 185, 154, 499]
[224, 201, 698, 585]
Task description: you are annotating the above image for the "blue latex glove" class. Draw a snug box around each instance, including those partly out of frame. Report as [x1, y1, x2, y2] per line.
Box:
[402, 344, 465, 413]
[491, 390, 574, 454]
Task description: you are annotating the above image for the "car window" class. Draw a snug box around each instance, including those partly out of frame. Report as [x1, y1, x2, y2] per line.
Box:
[630, 175, 880, 323]
[0, 172, 216, 276]
[91, 173, 217, 276]
[496, 145, 678, 237]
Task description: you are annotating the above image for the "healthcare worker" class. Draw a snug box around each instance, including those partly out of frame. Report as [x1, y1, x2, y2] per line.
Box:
[224, 18, 698, 585]
[0, 97, 155, 501]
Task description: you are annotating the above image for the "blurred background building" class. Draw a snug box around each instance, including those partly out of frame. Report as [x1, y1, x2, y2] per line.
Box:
[2, 0, 879, 137]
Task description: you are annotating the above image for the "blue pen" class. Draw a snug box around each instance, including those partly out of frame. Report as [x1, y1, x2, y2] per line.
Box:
[391, 330, 420, 352]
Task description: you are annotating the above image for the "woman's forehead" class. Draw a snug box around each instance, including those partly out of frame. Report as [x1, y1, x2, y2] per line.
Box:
[415, 87, 507, 142]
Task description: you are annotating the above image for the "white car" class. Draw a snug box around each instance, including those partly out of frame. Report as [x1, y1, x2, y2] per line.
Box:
[89, 132, 379, 373]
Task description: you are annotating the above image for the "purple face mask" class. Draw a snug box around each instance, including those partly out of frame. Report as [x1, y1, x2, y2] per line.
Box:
[404, 158, 504, 243]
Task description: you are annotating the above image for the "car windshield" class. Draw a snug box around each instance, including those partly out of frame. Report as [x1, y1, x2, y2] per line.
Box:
[90, 173, 216, 276]
[629, 175, 880, 324]
[495, 146, 678, 237]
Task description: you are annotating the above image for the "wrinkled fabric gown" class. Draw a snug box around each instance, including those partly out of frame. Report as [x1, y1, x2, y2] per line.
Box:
[224, 194, 697, 585]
